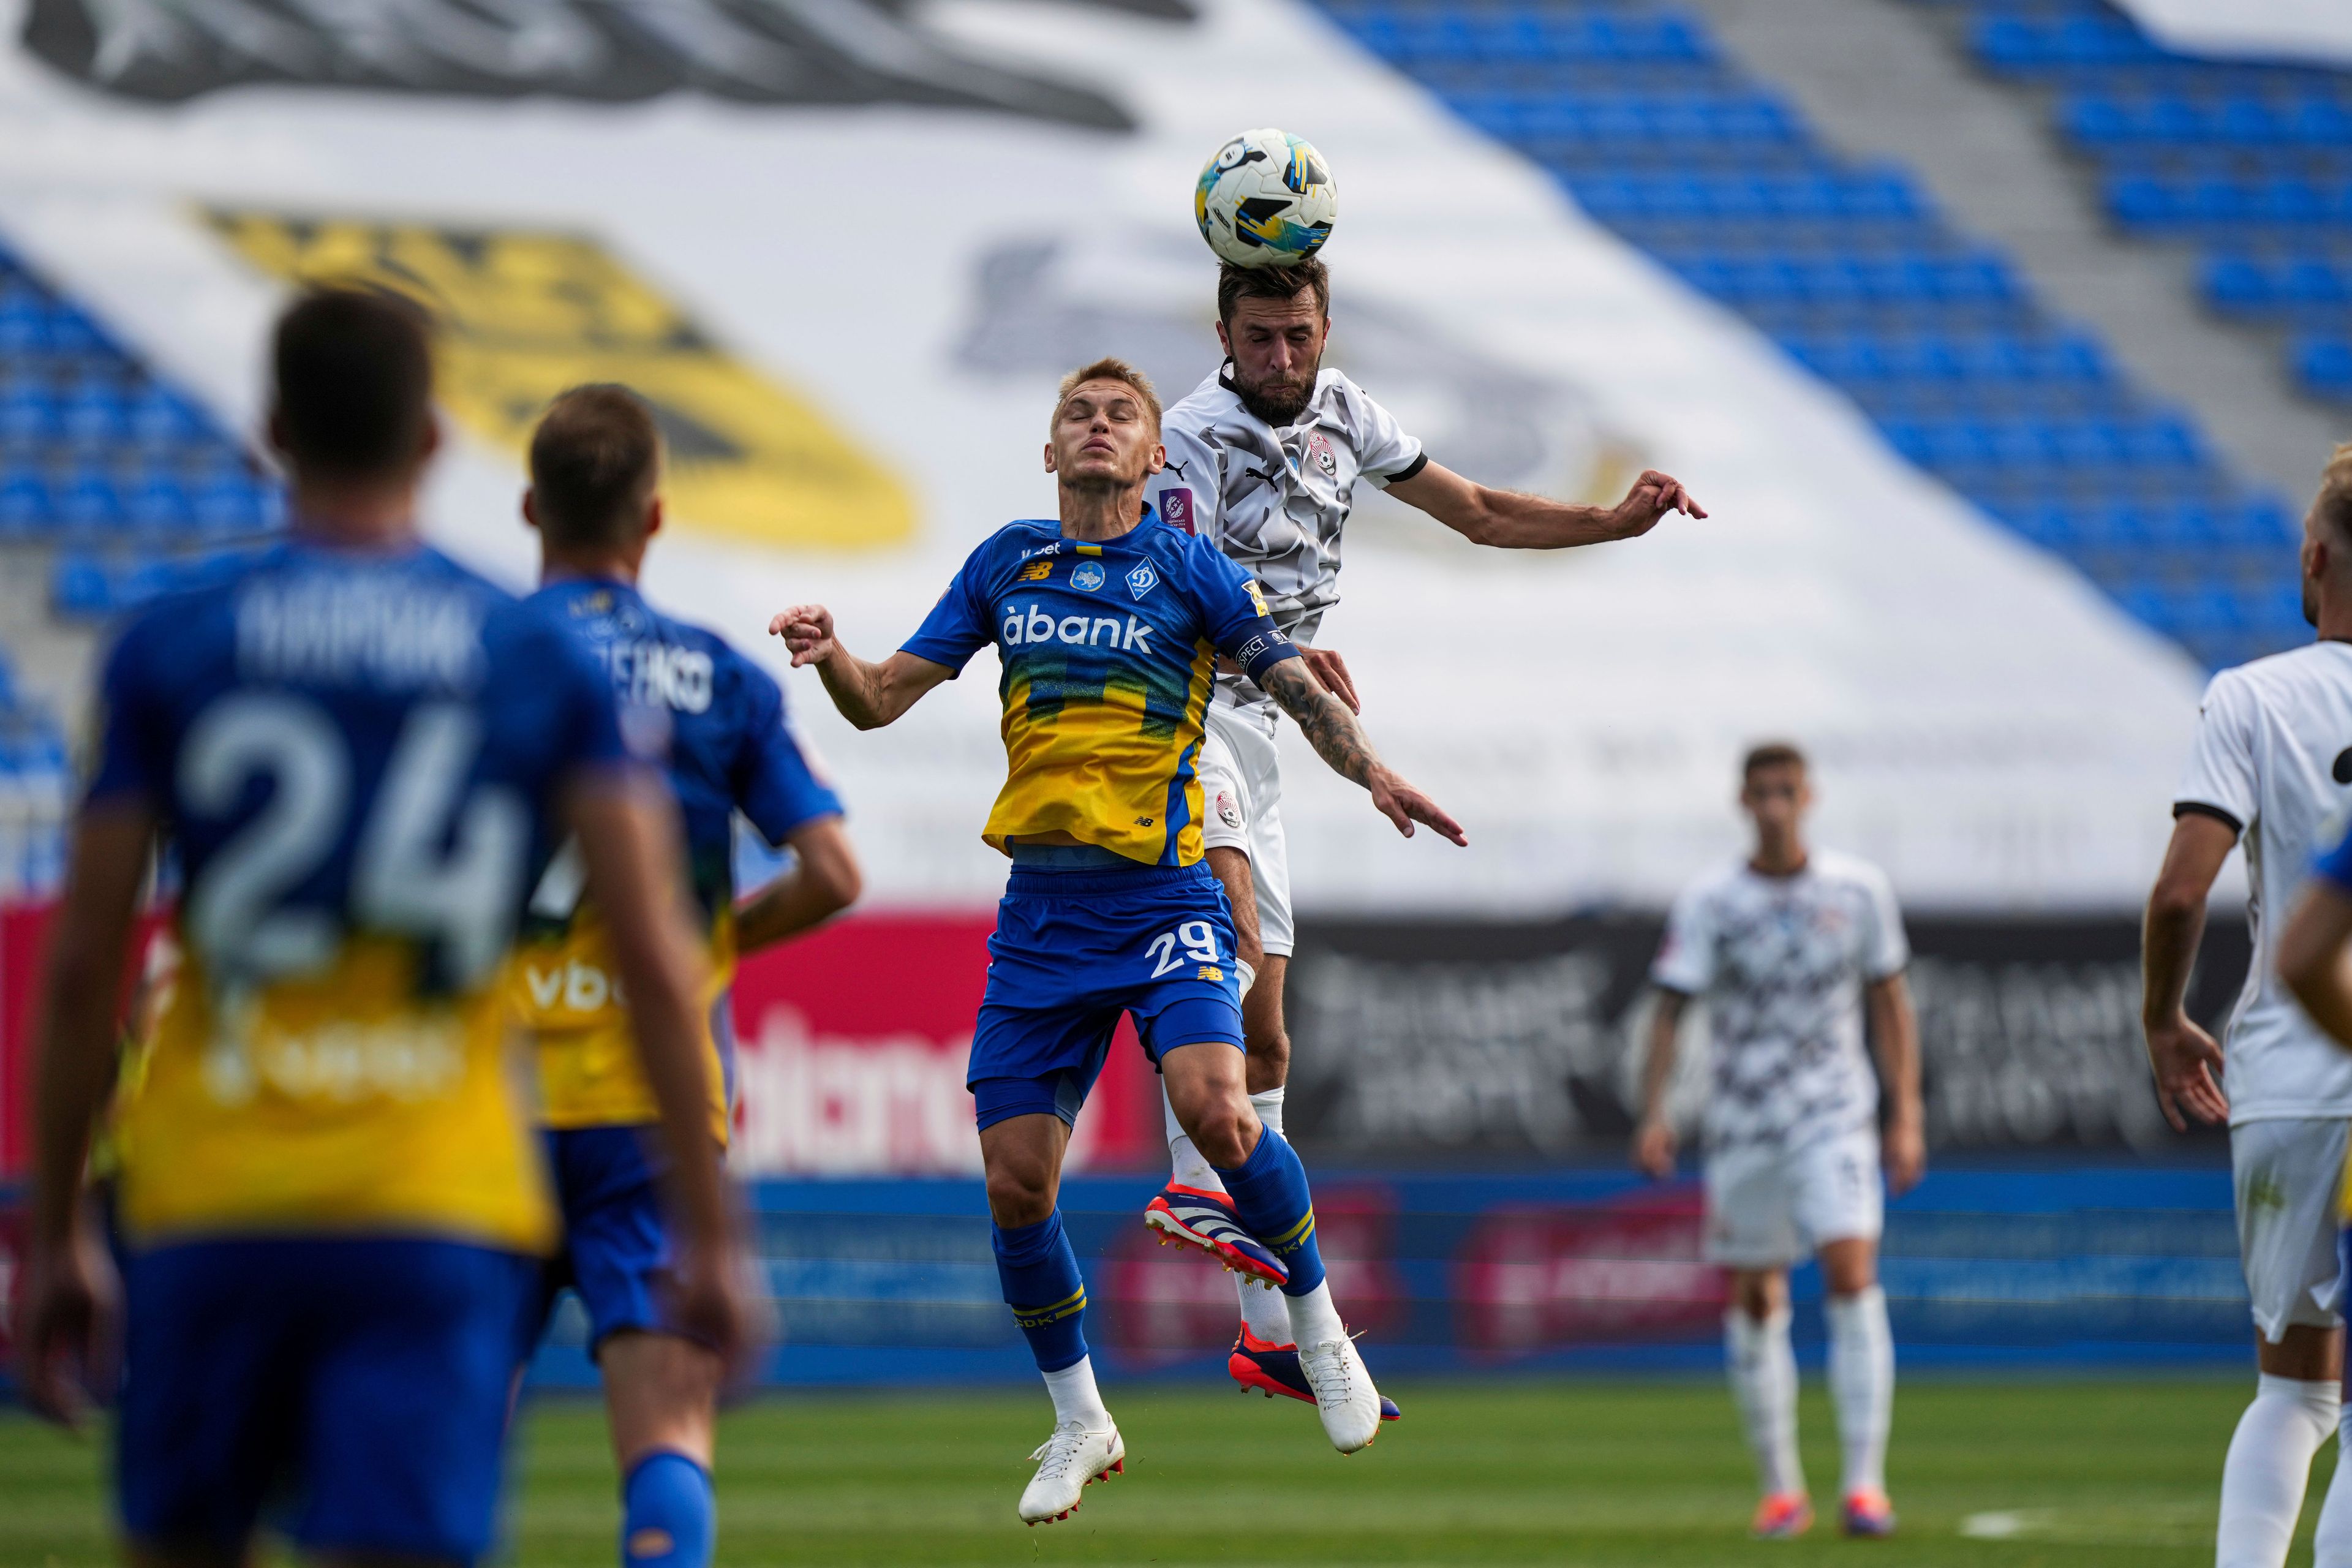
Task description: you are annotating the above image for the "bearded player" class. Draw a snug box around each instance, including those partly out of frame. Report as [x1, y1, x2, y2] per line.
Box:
[1137, 257, 1706, 1405]
[772, 358, 1464, 1523]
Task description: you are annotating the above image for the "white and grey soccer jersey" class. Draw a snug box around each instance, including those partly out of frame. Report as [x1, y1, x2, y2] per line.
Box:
[2173, 642, 2352, 1125]
[1651, 853, 1910, 1155]
[1143, 366, 1424, 715]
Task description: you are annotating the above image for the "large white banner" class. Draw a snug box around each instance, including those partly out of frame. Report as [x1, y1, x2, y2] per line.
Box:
[0, 0, 2215, 911]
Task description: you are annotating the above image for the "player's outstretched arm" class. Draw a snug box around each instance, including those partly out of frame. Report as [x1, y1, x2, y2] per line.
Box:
[1867, 973, 1926, 1193]
[769, 604, 951, 730]
[1257, 658, 1465, 845]
[736, 815, 862, 955]
[22, 801, 151, 1427]
[565, 774, 760, 1378]
[1387, 459, 1706, 550]
[2140, 812, 2236, 1130]
[2281, 881, 2352, 1049]
[1632, 990, 1685, 1180]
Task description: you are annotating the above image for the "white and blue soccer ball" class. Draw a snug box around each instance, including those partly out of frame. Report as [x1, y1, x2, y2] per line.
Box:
[1194, 128, 1336, 268]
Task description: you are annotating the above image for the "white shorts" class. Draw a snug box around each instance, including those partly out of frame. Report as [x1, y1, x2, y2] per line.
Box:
[1703, 1128, 1884, 1268]
[2231, 1117, 2347, 1343]
[1196, 702, 1294, 957]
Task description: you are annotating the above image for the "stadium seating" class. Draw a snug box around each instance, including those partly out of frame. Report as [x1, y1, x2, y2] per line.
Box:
[1937, 0, 2352, 410]
[0, 240, 284, 552]
[1317, 0, 2307, 670]
[0, 641, 69, 902]
[0, 227, 286, 899]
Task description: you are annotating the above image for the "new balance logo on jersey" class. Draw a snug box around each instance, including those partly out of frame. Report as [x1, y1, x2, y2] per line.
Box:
[1000, 603, 1154, 653]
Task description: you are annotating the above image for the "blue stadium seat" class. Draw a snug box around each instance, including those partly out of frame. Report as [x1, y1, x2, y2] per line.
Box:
[2295, 336, 2352, 398]
[123, 470, 195, 533]
[127, 383, 213, 450]
[48, 552, 111, 617]
[61, 380, 129, 450]
[56, 467, 123, 532]
[0, 379, 58, 446]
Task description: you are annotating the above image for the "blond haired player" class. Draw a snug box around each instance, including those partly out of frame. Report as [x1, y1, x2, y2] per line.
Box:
[2150, 443, 2352, 1568]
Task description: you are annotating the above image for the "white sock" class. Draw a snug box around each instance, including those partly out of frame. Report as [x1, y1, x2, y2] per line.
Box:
[1250, 1085, 1286, 1137]
[1163, 1081, 1223, 1193]
[1284, 1280, 1347, 1349]
[2312, 1401, 2352, 1568]
[1825, 1286, 1894, 1498]
[2220, 1373, 2338, 1568]
[1237, 1274, 1293, 1343]
[1042, 1355, 1113, 1431]
[1725, 1307, 1804, 1498]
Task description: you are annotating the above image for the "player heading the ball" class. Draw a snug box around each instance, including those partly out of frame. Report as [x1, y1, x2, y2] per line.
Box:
[770, 358, 1463, 1526]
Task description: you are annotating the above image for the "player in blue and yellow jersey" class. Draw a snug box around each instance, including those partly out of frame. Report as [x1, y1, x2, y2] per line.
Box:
[510, 385, 860, 1568]
[771, 357, 1465, 1525]
[17, 292, 750, 1568]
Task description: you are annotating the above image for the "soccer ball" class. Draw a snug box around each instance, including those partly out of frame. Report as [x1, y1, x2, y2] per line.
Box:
[1194, 128, 1336, 268]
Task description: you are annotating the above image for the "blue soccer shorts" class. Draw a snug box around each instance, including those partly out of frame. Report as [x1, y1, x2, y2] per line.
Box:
[519, 1125, 700, 1360]
[968, 861, 1246, 1131]
[117, 1235, 535, 1564]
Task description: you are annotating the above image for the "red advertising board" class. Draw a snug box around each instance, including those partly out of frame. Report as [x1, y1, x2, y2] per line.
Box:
[725, 910, 1158, 1175]
[0, 903, 1157, 1181]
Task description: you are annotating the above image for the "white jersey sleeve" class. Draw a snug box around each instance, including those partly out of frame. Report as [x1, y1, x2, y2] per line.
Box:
[2176, 669, 2260, 832]
[1858, 861, 1910, 981]
[1145, 411, 1222, 542]
[1341, 382, 1426, 488]
[1651, 875, 1719, 995]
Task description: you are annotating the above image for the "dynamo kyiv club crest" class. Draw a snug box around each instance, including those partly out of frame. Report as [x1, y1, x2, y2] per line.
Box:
[1126, 561, 1159, 600]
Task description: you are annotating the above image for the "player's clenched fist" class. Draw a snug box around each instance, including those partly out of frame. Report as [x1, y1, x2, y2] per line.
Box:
[769, 604, 836, 667]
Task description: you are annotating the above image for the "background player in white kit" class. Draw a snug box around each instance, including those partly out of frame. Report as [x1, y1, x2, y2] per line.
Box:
[2142, 443, 2352, 1568]
[1135, 256, 1705, 1408]
[1632, 742, 1922, 1542]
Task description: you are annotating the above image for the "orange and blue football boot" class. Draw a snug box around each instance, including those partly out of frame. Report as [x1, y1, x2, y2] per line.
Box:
[1143, 1184, 1288, 1286]
[1227, 1329, 1402, 1422]
[1841, 1489, 1896, 1538]
[1751, 1493, 1814, 1540]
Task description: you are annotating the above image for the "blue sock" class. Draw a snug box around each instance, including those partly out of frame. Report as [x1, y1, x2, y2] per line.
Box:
[993, 1210, 1089, 1371]
[1212, 1123, 1327, 1296]
[619, 1450, 713, 1568]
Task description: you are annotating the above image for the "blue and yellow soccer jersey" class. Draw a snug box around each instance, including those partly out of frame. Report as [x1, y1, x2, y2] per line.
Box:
[510, 578, 842, 1140]
[86, 541, 639, 1253]
[902, 508, 1300, 865]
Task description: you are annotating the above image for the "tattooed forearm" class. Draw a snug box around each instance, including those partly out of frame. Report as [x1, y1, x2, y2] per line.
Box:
[1262, 658, 1379, 786]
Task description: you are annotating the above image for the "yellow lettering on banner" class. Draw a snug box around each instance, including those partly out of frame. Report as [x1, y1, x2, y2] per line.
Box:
[206, 211, 916, 551]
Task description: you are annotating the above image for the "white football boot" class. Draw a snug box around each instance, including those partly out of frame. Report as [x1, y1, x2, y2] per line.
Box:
[1297, 1333, 1382, 1454]
[1018, 1420, 1125, 1525]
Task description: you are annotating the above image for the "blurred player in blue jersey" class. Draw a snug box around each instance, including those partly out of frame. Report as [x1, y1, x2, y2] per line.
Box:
[17, 290, 749, 1568]
[770, 357, 1465, 1525]
[510, 384, 860, 1568]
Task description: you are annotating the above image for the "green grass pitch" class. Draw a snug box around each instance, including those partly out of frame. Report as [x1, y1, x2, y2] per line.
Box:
[0, 1377, 2311, 1564]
